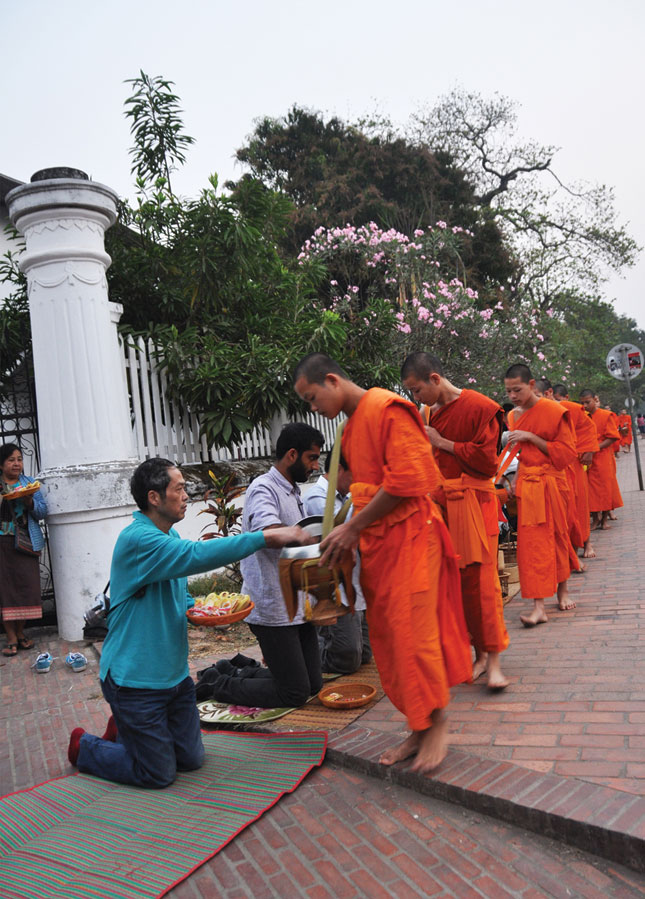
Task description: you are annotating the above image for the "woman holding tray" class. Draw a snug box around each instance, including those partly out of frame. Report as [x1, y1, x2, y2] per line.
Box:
[0, 443, 47, 656]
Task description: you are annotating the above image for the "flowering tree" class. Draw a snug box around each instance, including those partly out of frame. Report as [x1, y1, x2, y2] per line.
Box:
[299, 220, 563, 399]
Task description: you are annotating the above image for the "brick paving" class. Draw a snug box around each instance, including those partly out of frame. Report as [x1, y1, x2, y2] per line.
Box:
[352, 454, 645, 794]
[2, 453, 645, 894]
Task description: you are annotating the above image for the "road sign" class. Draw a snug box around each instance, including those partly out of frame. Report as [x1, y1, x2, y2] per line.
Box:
[606, 343, 644, 381]
[625, 397, 636, 407]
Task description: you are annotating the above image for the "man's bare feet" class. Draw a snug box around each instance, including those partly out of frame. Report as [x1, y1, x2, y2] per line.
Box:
[607, 511, 618, 521]
[583, 541, 596, 559]
[472, 652, 488, 681]
[486, 652, 509, 691]
[409, 711, 449, 774]
[521, 600, 548, 628]
[380, 732, 420, 766]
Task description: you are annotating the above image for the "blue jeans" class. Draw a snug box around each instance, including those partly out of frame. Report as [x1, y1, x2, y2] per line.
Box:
[77, 672, 204, 788]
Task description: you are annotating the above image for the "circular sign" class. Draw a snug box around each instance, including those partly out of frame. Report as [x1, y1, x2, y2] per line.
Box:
[606, 344, 644, 381]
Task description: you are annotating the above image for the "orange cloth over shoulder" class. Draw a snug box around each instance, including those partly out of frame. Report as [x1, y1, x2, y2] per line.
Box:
[427, 390, 509, 656]
[342, 388, 471, 731]
[559, 399, 599, 548]
[509, 399, 577, 599]
[586, 409, 623, 512]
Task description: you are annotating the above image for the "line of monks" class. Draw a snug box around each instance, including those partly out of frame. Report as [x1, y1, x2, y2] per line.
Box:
[292, 353, 625, 775]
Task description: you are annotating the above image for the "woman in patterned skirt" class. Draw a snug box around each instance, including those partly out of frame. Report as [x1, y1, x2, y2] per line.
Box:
[1, 443, 47, 656]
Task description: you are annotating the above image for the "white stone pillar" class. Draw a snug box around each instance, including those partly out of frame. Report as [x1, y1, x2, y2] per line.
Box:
[7, 168, 138, 641]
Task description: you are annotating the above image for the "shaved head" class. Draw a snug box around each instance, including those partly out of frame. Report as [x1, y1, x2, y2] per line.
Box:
[401, 352, 445, 380]
[505, 363, 533, 383]
[293, 353, 348, 386]
[579, 389, 595, 399]
[535, 377, 552, 393]
[553, 384, 568, 398]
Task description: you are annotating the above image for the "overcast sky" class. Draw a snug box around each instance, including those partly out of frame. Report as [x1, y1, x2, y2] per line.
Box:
[4, 0, 644, 329]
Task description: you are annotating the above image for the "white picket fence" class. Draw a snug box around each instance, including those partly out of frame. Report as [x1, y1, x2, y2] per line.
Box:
[121, 336, 341, 463]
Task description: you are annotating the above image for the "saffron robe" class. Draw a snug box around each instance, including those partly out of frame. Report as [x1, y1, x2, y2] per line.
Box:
[617, 414, 633, 447]
[509, 399, 578, 599]
[559, 399, 599, 548]
[586, 409, 623, 512]
[426, 390, 509, 656]
[343, 388, 471, 731]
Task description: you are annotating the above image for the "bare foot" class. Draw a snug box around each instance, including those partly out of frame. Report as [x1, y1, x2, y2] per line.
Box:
[472, 653, 488, 681]
[572, 562, 585, 573]
[583, 542, 596, 559]
[520, 608, 548, 627]
[380, 732, 420, 766]
[608, 511, 618, 521]
[409, 716, 449, 774]
[486, 653, 509, 691]
[600, 520, 612, 530]
[558, 598, 577, 610]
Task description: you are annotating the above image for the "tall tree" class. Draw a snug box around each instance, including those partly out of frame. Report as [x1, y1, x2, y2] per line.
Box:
[411, 89, 640, 314]
[235, 105, 515, 291]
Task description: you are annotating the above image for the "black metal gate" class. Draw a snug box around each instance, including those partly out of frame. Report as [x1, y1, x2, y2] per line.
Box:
[0, 355, 56, 623]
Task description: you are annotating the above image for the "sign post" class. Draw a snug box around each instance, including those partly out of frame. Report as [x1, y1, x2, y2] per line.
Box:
[606, 343, 644, 491]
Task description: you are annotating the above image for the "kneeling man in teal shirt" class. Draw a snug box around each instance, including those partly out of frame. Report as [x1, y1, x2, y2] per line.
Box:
[67, 457, 309, 787]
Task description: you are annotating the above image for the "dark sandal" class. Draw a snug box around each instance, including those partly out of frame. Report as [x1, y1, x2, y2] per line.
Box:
[17, 637, 34, 650]
[2, 644, 18, 657]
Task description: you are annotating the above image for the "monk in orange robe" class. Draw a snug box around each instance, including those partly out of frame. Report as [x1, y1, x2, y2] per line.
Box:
[504, 364, 578, 627]
[401, 351, 509, 690]
[580, 390, 623, 530]
[552, 384, 599, 560]
[294, 353, 471, 773]
[617, 410, 633, 453]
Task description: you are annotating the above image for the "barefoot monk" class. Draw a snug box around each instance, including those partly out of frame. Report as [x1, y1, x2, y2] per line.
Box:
[504, 365, 578, 627]
[552, 384, 599, 560]
[579, 390, 623, 532]
[401, 351, 509, 691]
[294, 353, 471, 774]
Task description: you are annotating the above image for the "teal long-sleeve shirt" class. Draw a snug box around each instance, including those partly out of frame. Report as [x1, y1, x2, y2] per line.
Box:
[99, 511, 266, 689]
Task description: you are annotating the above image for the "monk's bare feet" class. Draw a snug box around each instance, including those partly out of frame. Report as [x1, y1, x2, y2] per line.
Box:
[409, 711, 449, 774]
[472, 652, 488, 681]
[521, 600, 548, 628]
[583, 541, 596, 559]
[380, 732, 420, 766]
[486, 652, 509, 691]
[590, 514, 601, 532]
[572, 561, 585, 573]
[608, 511, 618, 521]
[557, 581, 576, 611]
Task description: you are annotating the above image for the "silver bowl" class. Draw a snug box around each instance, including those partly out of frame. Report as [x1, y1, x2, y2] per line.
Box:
[279, 515, 324, 561]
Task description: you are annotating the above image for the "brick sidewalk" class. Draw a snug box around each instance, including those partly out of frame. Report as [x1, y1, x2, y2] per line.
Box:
[2, 453, 645, 887]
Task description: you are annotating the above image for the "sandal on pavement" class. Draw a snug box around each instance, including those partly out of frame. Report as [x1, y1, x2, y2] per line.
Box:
[2, 644, 18, 657]
[17, 637, 34, 650]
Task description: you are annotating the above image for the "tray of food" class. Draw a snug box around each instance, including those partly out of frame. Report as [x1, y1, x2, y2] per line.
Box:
[186, 592, 254, 627]
[318, 682, 377, 709]
[3, 481, 41, 500]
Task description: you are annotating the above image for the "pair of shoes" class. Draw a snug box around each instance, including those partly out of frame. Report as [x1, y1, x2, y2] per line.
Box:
[31, 652, 54, 673]
[65, 652, 87, 673]
[2, 643, 18, 657]
[68, 727, 85, 766]
[17, 636, 34, 650]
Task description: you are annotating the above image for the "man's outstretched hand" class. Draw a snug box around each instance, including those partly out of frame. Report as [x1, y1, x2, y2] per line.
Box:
[263, 526, 315, 549]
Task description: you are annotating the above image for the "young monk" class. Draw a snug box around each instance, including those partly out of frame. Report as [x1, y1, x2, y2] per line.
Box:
[293, 353, 472, 773]
[552, 384, 599, 560]
[579, 390, 623, 530]
[617, 410, 633, 453]
[504, 364, 578, 626]
[401, 351, 509, 690]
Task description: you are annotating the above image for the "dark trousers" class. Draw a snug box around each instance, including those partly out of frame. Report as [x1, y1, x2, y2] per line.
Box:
[318, 610, 372, 674]
[77, 673, 204, 788]
[211, 622, 322, 708]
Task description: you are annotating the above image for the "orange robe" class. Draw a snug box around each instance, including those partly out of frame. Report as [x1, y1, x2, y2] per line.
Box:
[509, 399, 578, 599]
[343, 388, 471, 731]
[559, 399, 599, 549]
[587, 409, 623, 512]
[617, 414, 633, 447]
[426, 390, 509, 656]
